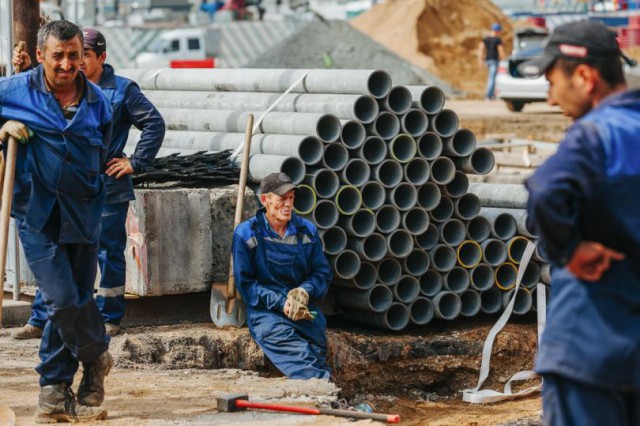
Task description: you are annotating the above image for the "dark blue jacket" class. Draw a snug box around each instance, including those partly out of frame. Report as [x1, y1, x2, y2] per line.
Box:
[526, 89, 640, 389]
[98, 64, 164, 204]
[0, 65, 112, 243]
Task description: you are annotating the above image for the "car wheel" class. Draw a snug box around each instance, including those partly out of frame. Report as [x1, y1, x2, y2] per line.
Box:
[505, 101, 525, 112]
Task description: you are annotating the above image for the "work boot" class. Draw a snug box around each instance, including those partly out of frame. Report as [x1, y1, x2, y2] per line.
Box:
[104, 323, 120, 337]
[77, 351, 113, 407]
[34, 383, 107, 423]
[10, 323, 43, 339]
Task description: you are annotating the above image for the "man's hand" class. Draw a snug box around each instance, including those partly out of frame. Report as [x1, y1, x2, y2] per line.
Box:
[567, 241, 625, 282]
[12, 46, 31, 72]
[284, 288, 312, 321]
[106, 157, 134, 179]
[0, 120, 31, 144]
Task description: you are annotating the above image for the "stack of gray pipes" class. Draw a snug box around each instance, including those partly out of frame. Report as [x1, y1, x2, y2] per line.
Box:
[119, 68, 550, 331]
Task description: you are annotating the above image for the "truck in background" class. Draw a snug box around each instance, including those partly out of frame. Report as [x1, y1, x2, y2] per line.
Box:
[134, 27, 221, 68]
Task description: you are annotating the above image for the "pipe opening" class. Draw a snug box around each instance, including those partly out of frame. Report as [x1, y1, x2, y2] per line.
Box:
[354, 95, 379, 124]
[522, 261, 541, 289]
[341, 121, 366, 149]
[389, 134, 417, 163]
[402, 109, 429, 137]
[367, 70, 393, 99]
[402, 208, 430, 235]
[460, 289, 482, 317]
[403, 249, 430, 276]
[321, 226, 347, 256]
[360, 137, 387, 165]
[430, 196, 454, 222]
[361, 181, 386, 210]
[388, 183, 417, 211]
[448, 129, 476, 157]
[417, 182, 441, 211]
[313, 200, 339, 229]
[469, 148, 495, 175]
[430, 245, 457, 272]
[375, 205, 401, 234]
[507, 236, 529, 264]
[375, 160, 403, 188]
[333, 250, 361, 279]
[335, 185, 362, 216]
[387, 230, 414, 258]
[386, 86, 413, 115]
[354, 262, 378, 290]
[430, 157, 456, 185]
[377, 258, 402, 286]
[342, 159, 371, 188]
[467, 216, 491, 242]
[350, 209, 376, 238]
[482, 239, 508, 266]
[415, 224, 439, 251]
[316, 114, 342, 143]
[385, 303, 410, 331]
[404, 158, 431, 186]
[444, 171, 469, 198]
[370, 285, 393, 312]
[420, 86, 446, 114]
[311, 169, 339, 198]
[471, 263, 495, 291]
[419, 270, 443, 297]
[373, 112, 400, 140]
[281, 157, 305, 184]
[455, 193, 480, 220]
[322, 143, 349, 171]
[298, 137, 324, 166]
[495, 262, 518, 290]
[457, 240, 482, 269]
[362, 233, 387, 262]
[434, 292, 462, 320]
[481, 287, 503, 314]
[439, 219, 466, 246]
[394, 276, 420, 303]
[417, 132, 443, 160]
[410, 297, 434, 325]
[293, 184, 317, 215]
[445, 266, 470, 294]
[506, 288, 532, 315]
[431, 109, 459, 138]
[493, 213, 517, 240]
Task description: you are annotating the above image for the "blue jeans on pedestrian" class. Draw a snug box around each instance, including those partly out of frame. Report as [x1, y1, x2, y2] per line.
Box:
[17, 214, 109, 387]
[27, 202, 130, 328]
[485, 59, 499, 100]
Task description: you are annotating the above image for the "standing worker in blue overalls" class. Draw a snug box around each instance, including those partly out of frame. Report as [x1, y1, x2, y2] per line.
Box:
[11, 28, 165, 339]
[521, 20, 640, 425]
[0, 20, 113, 422]
[232, 172, 333, 379]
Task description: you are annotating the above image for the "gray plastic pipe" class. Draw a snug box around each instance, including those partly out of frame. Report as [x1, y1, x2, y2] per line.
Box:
[304, 169, 340, 199]
[415, 223, 439, 251]
[321, 143, 350, 171]
[145, 92, 380, 124]
[401, 207, 430, 236]
[377, 258, 403, 286]
[454, 193, 481, 221]
[389, 134, 417, 163]
[387, 229, 415, 258]
[339, 209, 376, 238]
[522, 261, 541, 289]
[456, 240, 483, 269]
[373, 159, 404, 188]
[419, 270, 443, 297]
[393, 275, 421, 304]
[442, 128, 476, 157]
[335, 185, 362, 216]
[407, 85, 446, 115]
[403, 157, 431, 186]
[429, 109, 459, 138]
[247, 154, 306, 184]
[481, 239, 508, 267]
[540, 264, 551, 284]
[336, 284, 393, 313]
[361, 181, 386, 210]
[400, 109, 429, 137]
[402, 249, 430, 276]
[480, 208, 518, 240]
[477, 208, 535, 238]
[442, 171, 469, 199]
[533, 244, 548, 262]
[481, 287, 503, 314]
[331, 249, 362, 280]
[358, 136, 387, 165]
[438, 219, 467, 247]
[345, 302, 410, 331]
[308, 199, 340, 229]
[120, 68, 393, 98]
[466, 216, 492, 242]
[444, 266, 471, 294]
[507, 236, 530, 264]
[467, 183, 528, 209]
[417, 132, 443, 160]
[430, 156, 456, 185]
[318, 226, 347, 256]
[433, 291, 462, 320]
[367, 111, 400, 140]
[348, 233, 387, 262]
[460, 289, 482, 317]
[470, 263, 495, 291]
[454, 148, 495, 175]
[293, 184, 316, 215]
[417, 182, 442, 211]
[430, 196, 454, 222]
[429, 244, 457, 272]
[341, 120, 367, 149]
[333, 261, 377, 290]
[503, 287, 533, 315]
[375, 205, 401, 234]
[158, 108, 342, 143]
[495, 262, 518, 290]
[379, 85, 413, 115]
[341, 159, 371, 188]
[409, 297, 435, 325]
[386, 183, 418, 211]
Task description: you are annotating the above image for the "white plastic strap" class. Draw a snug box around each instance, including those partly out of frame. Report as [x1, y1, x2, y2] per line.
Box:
[230, 70, 311, 161]
[462, 241, 545, 403]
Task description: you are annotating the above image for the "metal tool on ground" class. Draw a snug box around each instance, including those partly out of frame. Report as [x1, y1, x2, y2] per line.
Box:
[216, 393, 401, 423]
[0, 137, 18, 327]
[209, 115, 253, 327]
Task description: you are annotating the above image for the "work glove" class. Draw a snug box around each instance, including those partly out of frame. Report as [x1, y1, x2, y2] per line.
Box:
[0, 120, 32, 144]
[284, 288, 312, 321]
[287, 287, 309, 306]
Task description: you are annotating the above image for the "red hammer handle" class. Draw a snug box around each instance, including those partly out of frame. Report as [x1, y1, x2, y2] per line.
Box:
[235, 399, 320, 415]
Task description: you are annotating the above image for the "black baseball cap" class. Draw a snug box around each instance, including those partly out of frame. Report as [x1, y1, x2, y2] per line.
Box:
[519, 20, 631, 78]
[82, 28, 107, 56]
[259, 172, 296, 196]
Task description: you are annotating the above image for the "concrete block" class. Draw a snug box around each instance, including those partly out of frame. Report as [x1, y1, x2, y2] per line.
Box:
[1, 300, 31, 327]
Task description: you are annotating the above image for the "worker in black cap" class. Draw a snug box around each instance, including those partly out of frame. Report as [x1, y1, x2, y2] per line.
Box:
[521, 20, 640, 425]
[232, 172, 332, 379]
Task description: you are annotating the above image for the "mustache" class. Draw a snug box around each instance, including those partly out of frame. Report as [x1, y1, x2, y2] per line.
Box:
[54, 67, 76, 73]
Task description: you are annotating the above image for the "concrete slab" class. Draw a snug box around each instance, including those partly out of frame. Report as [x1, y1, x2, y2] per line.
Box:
[1, 299, 31, 327]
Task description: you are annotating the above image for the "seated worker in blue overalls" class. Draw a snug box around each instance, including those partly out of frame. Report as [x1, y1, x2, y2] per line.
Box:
[232, 172, 332, 379]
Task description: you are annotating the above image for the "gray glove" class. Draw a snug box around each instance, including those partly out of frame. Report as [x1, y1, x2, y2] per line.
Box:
[0, 120, 31, 144]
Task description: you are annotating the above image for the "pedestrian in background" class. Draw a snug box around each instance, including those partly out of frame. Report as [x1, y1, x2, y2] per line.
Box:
[521, 20, 640, 425]
[478, 22, 505, 100]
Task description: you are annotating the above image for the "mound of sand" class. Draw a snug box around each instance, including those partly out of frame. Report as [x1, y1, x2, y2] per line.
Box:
[351, 0, 513, 97]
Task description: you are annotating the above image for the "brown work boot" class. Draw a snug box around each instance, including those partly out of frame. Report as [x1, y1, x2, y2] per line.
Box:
[11, 323, 43, 339]
[34, 383, 107, 423]
[77, 351, 113, 407]
[104, 323, 120, 337]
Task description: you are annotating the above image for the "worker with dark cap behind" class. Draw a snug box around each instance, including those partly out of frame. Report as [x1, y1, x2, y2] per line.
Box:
[232, 172, 333, 379]
[521, 20, 640, 425]
[11, 28, 165, 340]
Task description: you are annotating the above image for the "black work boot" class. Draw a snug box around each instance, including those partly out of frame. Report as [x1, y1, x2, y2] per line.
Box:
[77, 351, 113, 407]
[34, 383, 107, 423]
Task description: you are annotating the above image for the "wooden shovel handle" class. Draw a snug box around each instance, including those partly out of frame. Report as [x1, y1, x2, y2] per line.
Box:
[0, 137, 18, 326]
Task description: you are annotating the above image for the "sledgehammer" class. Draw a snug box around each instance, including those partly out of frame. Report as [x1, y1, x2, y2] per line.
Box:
[216, 393, 400, 423]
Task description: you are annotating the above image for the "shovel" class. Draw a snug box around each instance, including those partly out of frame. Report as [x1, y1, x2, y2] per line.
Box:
[0, 137, 18, 327]
[209, 115, 253, 327]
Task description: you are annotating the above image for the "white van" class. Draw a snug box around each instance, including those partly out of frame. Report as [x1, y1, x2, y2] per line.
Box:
[135, 27, 221, 68]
